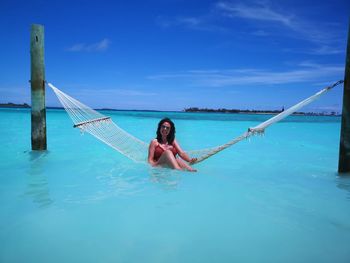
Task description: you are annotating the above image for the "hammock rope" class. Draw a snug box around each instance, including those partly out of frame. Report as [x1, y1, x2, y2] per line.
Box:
[48, 80, 343, 164]
[48, 83, 148, 162]
[189, 79, 343, 163]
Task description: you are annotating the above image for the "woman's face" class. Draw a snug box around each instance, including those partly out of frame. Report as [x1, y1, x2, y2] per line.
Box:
[160, 121, 171, 137]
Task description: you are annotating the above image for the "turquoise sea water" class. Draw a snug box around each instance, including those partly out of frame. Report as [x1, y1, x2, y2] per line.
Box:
[1, 108, 350, 263]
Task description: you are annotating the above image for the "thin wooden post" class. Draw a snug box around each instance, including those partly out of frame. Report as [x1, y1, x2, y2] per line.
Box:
[30, 24, 47, 150]
[338, 23, 350, 173]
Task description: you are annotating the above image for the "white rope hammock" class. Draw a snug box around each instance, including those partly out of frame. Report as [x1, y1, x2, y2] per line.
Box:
[48, 81, 343, 164]
[48, 83, 148, 162]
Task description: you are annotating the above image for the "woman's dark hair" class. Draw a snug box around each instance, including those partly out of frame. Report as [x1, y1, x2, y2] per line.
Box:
[156, 118, 176, 144]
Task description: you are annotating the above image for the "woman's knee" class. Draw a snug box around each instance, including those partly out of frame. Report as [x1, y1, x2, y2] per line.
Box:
[163, 149, 173, 156]
[159, 150, 175, 162]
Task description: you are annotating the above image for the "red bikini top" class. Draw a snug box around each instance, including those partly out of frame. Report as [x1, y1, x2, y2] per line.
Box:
[153, 143, 178, 161]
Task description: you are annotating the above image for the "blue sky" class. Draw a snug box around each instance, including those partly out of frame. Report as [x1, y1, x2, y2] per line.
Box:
[0, 0, 349, 112]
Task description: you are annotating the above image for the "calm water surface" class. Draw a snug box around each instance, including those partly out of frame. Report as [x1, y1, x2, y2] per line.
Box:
[0, 108, 349, 263]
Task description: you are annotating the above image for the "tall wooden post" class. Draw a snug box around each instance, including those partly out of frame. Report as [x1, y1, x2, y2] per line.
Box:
[30, 24, 47, 150]
[338, 23, 350, 173]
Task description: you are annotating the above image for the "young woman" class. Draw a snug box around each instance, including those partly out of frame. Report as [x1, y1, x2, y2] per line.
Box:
[148, 118, 197, 172]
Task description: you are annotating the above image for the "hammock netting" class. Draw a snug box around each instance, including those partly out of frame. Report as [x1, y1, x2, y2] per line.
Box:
[48, 81, 343, 164]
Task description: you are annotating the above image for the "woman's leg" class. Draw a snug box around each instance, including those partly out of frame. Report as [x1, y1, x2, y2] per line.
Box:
[176, 158, 197, 172]
[157, 150, 182, 170]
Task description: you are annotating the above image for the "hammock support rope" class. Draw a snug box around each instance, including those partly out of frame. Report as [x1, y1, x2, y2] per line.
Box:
[189, 80, 344, 163]
[48, 80, 343, 164]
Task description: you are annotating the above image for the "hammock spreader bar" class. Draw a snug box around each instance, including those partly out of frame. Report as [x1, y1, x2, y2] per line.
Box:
[73, 116, 111, 128]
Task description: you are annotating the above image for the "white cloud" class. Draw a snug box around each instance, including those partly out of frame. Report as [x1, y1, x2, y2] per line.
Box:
[252, 30, 269, 37]
[178, 17, 202, 27]
[106, 89, 157, 97]
[156, 2, 344, 55]
[215, 1, 342, 49]
[148, 64, 344, 87]
[47, 86, 158, 109]
[70, 87, 157, 98]
[216, 2, 293, 27]
[67, 38, 111, 52]
[156, 15, 227, 32]
[309, 45, 344, 55]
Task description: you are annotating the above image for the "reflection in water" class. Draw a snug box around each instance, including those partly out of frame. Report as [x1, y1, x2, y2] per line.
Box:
[98, 165, 147, 196]
[149, 167, 182, 190]
[25, 151, 53, 208]
[336, 173, 350, 200]
[63, 163, 147, 204]
[62, 163, 184, 204]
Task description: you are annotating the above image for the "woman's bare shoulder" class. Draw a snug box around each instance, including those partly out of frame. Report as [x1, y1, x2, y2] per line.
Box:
[150, 139, 158, 145]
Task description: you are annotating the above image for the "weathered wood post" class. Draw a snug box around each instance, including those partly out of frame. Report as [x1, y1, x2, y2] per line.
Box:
[30, 24, 47, 150]
[338, 23, 350, 173]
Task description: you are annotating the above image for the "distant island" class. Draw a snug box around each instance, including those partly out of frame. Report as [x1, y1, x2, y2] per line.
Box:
[0, 102, 30, 108]
[0, 103, 64, 109]
[0, 103, 340, 116]
[184, 107, 340, 116]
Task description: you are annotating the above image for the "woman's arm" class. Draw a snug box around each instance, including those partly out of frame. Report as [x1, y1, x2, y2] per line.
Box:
[148, 140, 157, 166]
[173, 140, 197, 163]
